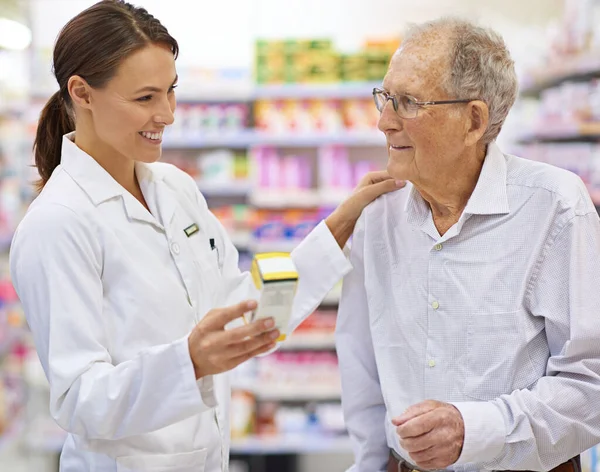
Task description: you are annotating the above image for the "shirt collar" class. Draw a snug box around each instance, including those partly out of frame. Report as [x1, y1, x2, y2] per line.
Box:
[462, 141, 510, 216]
[404, 141, 510, 225]
[60, 132, 161, 206]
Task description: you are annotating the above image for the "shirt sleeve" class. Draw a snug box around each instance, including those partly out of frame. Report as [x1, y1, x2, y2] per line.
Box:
[10, 204, 213, 441]
[335, 214, 389, 472]
[452, 211, 600, 470]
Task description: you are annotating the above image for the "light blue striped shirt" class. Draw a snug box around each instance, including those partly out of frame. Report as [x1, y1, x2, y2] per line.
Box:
[336, 142, 600, 472]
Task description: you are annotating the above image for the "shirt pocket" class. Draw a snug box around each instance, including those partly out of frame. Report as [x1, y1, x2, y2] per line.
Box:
[186, 234, 223, 309]
[464, 308, 539, 401]
[116, 448, 207, 472]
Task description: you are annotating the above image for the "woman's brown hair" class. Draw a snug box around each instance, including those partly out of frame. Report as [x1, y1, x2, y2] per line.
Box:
[34, 0, 178, 191]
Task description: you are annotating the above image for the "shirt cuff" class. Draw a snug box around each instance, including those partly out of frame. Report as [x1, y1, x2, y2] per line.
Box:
[196, 375, 217, 409]
[178, 334, 217, 410]
[450, 401, 505, 465]
[286, 220, 353, 334]
[295, 220, 353, 277]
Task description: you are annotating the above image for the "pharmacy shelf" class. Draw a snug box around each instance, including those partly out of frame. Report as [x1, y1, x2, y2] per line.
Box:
[230, 434, 352, 455]
[253, 386, 341, 402]
[163, 131, 385, 149]
[230, 231, 253, 251]
[0, 414, 25, 452]
[517, 122, 600, 143]
[253, 81, 380, 100]
[173, 81, 379, 102]
[231, 383, 341, 401]
[249, 190, 321, 209]
[257, 131, 384, 147]
[279, 333, 336, 351]
[521, 53, 600, 97]
[197, 180, 252, 197]
[249, 239, 299, 254]
[163, 130, 256, 149]
[249, 189, 349, 209]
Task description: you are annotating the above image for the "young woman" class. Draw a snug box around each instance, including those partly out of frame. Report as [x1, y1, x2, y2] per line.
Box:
[9, 1, 402, 471]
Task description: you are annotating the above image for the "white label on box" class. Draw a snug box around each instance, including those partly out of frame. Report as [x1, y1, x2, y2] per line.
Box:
[254, 280, 297, 332]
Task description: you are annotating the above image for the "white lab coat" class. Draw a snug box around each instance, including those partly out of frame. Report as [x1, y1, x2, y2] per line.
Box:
[10, 133, 352, 472]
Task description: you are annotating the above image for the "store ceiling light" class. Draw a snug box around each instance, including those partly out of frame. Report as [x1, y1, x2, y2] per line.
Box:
[0, 17, 31, 50]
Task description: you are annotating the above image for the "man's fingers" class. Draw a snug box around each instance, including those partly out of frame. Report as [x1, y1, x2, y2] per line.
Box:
[203, 300, 257, 330]
[396, 410, 438, 439]
[400, 431, 437, 453]
[408, 444, 437, 464]
[392, 400, 439, 427]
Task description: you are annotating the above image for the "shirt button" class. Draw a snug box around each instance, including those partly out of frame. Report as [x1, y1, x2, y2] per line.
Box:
[171, 242, 180, 255]
[432, 301, 439, 310]
[428, 359, 436, 368]
[434, 243, 443, 251]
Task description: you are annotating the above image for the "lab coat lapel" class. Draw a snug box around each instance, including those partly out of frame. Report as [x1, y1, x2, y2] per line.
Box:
[121, 193, 164, 230]
[153, 180, 179, 234]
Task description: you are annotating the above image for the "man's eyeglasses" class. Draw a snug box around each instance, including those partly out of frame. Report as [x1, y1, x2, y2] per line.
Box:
[372, 87, 479, 119]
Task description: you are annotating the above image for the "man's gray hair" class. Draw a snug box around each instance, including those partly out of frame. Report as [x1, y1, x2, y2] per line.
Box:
[402, 17, 518, 144]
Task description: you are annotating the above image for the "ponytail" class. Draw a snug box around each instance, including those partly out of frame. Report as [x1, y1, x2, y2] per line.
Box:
[33, 91, 74, 192]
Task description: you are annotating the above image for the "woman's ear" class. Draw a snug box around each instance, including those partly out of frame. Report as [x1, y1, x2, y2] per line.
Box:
[67, 75, 93, 110]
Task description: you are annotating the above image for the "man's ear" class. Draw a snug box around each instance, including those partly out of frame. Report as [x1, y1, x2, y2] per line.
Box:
[464, 100, 489, 147]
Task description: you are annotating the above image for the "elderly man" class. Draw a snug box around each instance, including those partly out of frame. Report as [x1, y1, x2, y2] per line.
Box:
[336, 17, 600, 472]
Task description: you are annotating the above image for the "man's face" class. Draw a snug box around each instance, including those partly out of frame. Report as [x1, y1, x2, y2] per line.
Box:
[377, 42, 472, 187]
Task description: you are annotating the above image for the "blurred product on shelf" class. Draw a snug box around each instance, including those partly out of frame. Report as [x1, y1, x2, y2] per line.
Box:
[250, 208, 324, 250]
[254, 99, 343, 134]
[190, 204, 339, 256]
[161, 149, 250, 187]
[251, 145, 379, 196]
[231, 309, 341, 399]
[169, 102, 251, 138]
[254, 37, 399, 84]
[212, 205, 253, 235]
[253, 401, 345, 437]
[231, 390, 256, 439]
[318, 145, 380, 193]
[254, 98, 379, 134]
[229, 308, 346, 446]
[0, 278, 27, 441]
[292, 309, 337, 337]
[251, 147, 312, 191]
[198, 149, 250, 183]
[521, 80, 600, 140]
[547, 0, 600, 60]
[516, 0, 600, 223]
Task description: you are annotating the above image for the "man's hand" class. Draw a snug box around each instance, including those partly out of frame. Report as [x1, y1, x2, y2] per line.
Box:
[392, 400, 465, 470]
